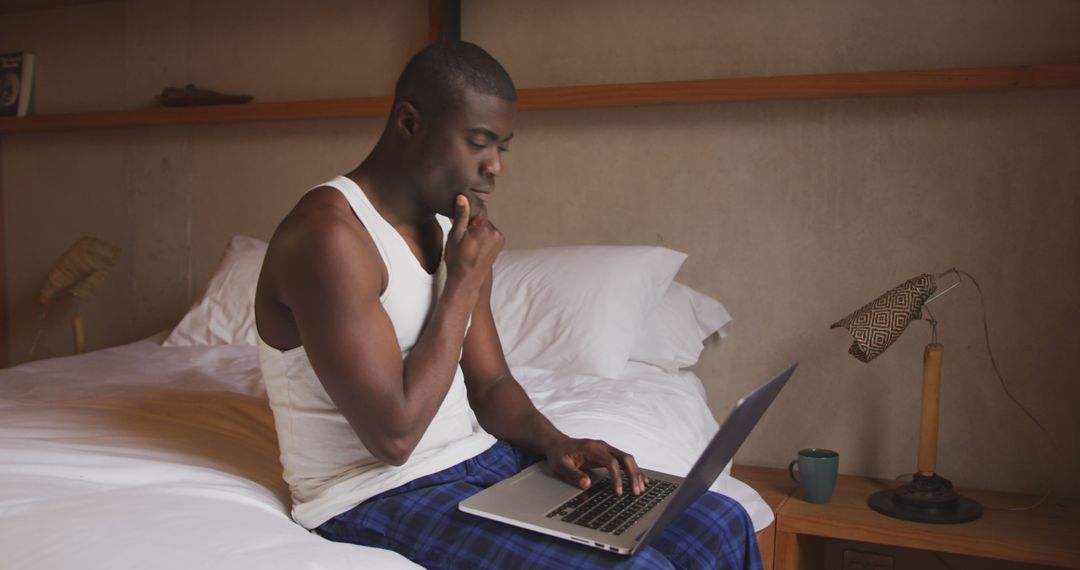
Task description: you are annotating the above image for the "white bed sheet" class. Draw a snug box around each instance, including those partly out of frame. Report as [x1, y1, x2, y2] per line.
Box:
[0, 337, 770, 570]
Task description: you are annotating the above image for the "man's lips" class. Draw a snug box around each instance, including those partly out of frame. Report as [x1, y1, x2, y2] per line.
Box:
[470, 188, 492, 202]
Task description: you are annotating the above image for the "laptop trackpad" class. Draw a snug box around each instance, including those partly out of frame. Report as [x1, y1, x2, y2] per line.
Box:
[462, 463, 581, 517]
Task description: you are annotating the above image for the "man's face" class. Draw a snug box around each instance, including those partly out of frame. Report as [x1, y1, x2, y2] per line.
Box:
[410, 89, 515, 219]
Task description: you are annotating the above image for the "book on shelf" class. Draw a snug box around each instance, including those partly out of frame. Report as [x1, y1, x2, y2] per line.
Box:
[0, 52, 35, 117]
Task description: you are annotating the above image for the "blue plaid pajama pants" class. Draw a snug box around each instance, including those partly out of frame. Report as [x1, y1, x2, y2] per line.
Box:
[317, 441, 762, 570]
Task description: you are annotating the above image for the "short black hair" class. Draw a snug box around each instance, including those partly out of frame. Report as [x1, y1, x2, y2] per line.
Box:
[393, 41, 516, 118]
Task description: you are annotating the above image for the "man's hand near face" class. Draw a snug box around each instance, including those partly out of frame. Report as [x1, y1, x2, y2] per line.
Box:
[444, 194, 503, 296]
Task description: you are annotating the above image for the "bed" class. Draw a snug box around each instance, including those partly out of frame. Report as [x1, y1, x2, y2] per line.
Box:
[0, 238, 772, 569]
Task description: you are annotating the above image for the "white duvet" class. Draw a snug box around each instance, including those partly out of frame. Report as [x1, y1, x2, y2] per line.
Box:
[0, 337, 770, 570]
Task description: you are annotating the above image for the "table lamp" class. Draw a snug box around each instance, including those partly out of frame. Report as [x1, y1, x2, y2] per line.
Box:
[830, 269, 983, 524]
[36, 236, 120, 355]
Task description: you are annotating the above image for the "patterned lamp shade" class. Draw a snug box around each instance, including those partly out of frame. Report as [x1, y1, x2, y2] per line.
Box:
[830, 274, 938, 363]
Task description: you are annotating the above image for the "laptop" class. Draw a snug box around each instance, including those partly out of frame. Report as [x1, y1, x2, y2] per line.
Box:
[459, 363, 796, 556]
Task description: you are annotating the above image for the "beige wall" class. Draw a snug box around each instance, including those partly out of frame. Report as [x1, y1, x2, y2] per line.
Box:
[2, 0, 1077, 501]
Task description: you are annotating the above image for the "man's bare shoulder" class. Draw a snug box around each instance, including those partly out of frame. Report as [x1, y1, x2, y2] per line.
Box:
[274, 186, 362, 250]
[255, 187, 384, 349]
[261, 186, 383, 300]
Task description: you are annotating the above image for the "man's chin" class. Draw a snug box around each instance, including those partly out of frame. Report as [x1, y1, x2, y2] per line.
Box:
[464, 193, 486, 218]
[437, 193, 484, 220]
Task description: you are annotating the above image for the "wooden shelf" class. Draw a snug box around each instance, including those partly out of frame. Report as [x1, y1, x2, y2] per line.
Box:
[1, 63, 1078, 134]
[517, 63, 1080, 110]
[0, 96, 394, 133]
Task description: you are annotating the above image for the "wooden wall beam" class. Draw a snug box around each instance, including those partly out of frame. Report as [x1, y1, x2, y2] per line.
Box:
[0, 64, 1078, 134]
[428, 0, 461, 44]
[515, 64, 1080, 111]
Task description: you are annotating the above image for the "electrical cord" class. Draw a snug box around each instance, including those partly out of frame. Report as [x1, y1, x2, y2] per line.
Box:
[951, 268, 1057, 512]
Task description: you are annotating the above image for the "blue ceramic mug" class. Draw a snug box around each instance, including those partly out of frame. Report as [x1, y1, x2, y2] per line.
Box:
[788, 448, 839, 504]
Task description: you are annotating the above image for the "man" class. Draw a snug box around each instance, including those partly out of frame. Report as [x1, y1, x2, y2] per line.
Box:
[254, 41, 760, 569]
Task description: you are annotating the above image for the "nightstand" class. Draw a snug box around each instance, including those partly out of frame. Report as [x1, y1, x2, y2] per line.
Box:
[733, 465, 799, 570]
[773, 473, 1080, 570]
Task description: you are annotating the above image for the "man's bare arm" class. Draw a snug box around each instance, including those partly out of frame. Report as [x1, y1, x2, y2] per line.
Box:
[461, 272, 649, 496]
[265, 192, 500, 465]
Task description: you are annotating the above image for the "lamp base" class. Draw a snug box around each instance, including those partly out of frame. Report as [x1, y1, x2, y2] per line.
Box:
[868, 473, 983, 524]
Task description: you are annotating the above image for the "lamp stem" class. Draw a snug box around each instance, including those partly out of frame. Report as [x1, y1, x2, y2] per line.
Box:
[72, 316, 86, 354]
[917, 343, 944, 476]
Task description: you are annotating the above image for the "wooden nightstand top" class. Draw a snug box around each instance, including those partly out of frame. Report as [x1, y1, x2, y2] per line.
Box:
[732, 464, 798, 513]
[777, 473, 1080, 569]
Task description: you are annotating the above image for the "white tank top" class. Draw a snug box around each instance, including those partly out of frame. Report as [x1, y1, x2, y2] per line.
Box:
[256, 175, 495, 529]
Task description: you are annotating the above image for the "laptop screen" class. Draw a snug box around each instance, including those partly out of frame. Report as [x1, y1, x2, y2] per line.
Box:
[633, 363, 795, 550]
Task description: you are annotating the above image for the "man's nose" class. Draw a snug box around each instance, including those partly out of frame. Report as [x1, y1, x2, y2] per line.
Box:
[482, 151, 504, 178]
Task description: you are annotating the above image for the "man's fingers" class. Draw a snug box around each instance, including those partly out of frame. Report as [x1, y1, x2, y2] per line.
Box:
[619, 453, 645, 495]
[605, 456, 624, 496]
[547, 440, 649, 496]
[578, 441, 624, 496]
[607, 445, 646, 496]
[556, 456, 591, 490]
[451, 194, 470, 241]
[471, 203, 488, 227]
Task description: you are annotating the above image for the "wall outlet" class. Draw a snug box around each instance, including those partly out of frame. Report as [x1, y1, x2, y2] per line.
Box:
[843, 549, 895, 570]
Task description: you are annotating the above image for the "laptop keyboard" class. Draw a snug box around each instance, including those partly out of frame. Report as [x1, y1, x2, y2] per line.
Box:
[545, 475, 678, 535]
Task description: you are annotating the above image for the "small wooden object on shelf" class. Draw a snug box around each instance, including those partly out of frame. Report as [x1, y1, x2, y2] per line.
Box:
[156, 84, 253, 107]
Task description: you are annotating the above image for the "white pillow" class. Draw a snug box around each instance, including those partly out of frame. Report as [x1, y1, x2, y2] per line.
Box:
[628, 282, 732, 372]
[162, 236, 267, 347]
[491, 246, 686, 377]
[162, 239, 690, 379]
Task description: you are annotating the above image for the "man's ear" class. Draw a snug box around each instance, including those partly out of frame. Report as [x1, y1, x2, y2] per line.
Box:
[393, 101, 421, 139]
